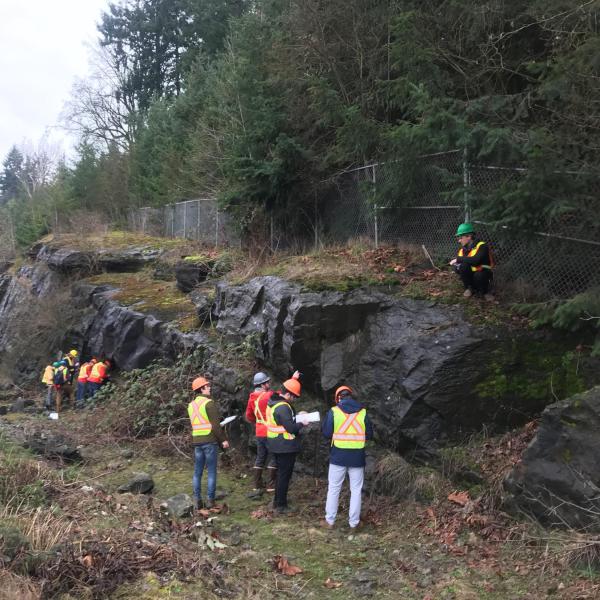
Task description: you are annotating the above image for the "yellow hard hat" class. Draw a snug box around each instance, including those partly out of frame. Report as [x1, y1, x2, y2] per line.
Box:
[69, 349, 78, 357]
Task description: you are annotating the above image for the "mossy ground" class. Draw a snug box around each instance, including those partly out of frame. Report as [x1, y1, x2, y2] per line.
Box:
[86, 270, 198, 329]
[1, 403, 599, 599]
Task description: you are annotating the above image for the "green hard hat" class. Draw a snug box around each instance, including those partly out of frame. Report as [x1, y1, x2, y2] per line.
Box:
[455, 223, 474, 236]
[52, 361, 61, 367]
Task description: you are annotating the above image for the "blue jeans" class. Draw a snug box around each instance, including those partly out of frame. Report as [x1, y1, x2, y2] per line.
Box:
[76, 382, 87, 405]
[87, 382, 101, 397]
[193, 443, 218, 500]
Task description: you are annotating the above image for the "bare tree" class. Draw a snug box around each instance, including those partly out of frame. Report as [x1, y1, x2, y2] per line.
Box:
[61, 45, 138, 151]
[17, 134, 62, 200]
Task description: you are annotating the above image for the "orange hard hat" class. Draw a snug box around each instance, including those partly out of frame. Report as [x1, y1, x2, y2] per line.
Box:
[282, 378, 301, 397]
[335, 385, 353, 403]
[192, 376, 210, 391]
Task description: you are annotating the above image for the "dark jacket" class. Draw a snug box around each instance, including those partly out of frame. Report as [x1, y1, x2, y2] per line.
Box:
[322, 396, 373, 468]
[456, 238, 492, 268]
[266, 392, 304, 454]
[190, 397, 227, 446]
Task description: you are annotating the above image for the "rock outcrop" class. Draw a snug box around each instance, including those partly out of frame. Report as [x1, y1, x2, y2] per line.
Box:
[504, 386, 600, 531]
[214, 276, 592, 455]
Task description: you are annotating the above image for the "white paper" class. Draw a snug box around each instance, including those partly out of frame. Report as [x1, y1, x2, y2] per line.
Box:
[295, 411, 320, 424]
[220, 415, 237, 427]
[48, 412, 59, 420]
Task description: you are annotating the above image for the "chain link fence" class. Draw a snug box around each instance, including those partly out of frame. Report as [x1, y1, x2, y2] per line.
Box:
[324, 151, 600, 299]
[128, 198, 239, 247]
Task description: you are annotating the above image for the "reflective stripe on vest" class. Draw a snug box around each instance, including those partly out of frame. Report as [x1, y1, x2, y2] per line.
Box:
[188, 396, 213, 437]
[266, 401, 295, 440]
[254, 392, 268, 425]
[77, 362, 90, 382]
[88, 362, 106, 383]
[458, 241, 491, 272]
[332, 406, 366, 449]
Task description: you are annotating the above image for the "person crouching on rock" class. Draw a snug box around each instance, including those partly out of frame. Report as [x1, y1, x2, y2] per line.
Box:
[449, 223, 495, 301]
[321, 385, 373, 530]
[266, 376, 307, 515]
[189, 376, 229, 510]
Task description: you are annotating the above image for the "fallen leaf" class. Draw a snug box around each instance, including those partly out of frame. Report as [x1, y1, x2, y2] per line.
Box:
[274, 555, 303, 576]
[447, 491, 470, 506]
[324, 578, 343, 589]
[81, 554, 94, 568]
[251, 509, 268, 519]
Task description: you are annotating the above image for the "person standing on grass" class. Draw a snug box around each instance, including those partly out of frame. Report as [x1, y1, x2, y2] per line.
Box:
[75, 357, 97, 408]
[266, 377, 308, 515]
[321, 385, 373, 530]
[189, 376, 229, 510]
[41, 362, 57, 410]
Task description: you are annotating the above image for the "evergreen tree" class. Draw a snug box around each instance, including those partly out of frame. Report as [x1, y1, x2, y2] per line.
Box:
[0, 146, 24, 204]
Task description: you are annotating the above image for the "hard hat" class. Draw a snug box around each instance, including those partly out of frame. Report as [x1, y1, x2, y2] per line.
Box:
[69, 349, 78, 357]
[455, 223, 474, 237]
[52, 361, 61, 368]
[282, 378, 301, 397]
[192, 376, 210, 391]
[59, 360, 68, 366]
[253, 372, 270, 386]
[334, 385, 353, 403]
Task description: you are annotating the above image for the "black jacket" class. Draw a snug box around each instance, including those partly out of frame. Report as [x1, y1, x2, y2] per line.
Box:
[456, 238, 492, 268]
[265, 392, 304, 454]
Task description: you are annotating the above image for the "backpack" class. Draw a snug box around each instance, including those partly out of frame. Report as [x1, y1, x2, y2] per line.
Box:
[53, 368, 66, 386]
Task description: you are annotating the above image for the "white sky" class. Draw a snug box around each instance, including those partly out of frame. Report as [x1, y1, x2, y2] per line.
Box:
[0, 0, 110, 162]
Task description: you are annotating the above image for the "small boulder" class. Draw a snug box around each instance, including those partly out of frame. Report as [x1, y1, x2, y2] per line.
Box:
[24, 432, 82, 462]
[118, 472, 155, 494]
[120, 449, 134, 459]
[175, 258, 214, 292]
[161, 493, 194, 519]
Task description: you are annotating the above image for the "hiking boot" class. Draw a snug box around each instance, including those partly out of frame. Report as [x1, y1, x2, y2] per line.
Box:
[193, 496, 202, 511]
[252, 467, 264, 491]
[320, 519, 334, 530]
[349, 521, 363, 531]
[463, 288, 473, 298]
[266, 468, 277, 493]
[484, 293, 495, 302]
[247, 489, 264, 500]
[205, 498, 215, 509]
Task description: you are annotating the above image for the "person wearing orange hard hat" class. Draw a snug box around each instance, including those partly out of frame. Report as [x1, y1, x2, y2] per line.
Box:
[188, 375, 229, 511]
[321, 384, 373, 530]
[265, 371, 306, 515]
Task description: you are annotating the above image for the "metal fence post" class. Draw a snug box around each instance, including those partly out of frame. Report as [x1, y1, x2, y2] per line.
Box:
[372, 164, 378, 248]
[463, 148, 471, 222]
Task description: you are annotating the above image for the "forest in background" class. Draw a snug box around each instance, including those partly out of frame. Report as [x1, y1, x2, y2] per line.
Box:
[1, 0, 599, 250]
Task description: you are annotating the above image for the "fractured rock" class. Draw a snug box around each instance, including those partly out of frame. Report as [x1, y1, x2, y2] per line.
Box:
[118, 472, 154, 494]
[161, 493, 194, 518]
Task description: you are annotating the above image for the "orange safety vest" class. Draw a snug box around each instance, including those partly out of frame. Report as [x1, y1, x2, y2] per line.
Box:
[253, 391, 269, 426]
[266, 401, 295, 440]
[88, 362, 107, 384]
[458, 241, 494, 272]
[77, 362, 93, 382]
[188, 396, 213, 437]
[331, 406, 367, 449]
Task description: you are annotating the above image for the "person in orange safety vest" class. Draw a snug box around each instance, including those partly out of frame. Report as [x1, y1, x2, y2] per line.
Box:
[87, 359, 111, 398]
[75, 357, 97, 408]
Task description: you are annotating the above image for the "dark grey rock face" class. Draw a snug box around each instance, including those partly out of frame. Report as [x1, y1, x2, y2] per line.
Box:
[24, 432, 82, 462]
[213, 276, 586, 455]
[72, 283, 210, 370]
[504, 386, 600, 531]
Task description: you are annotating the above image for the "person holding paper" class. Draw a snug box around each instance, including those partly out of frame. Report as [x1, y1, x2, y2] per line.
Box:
[321, 385, 373, 530]
[188, 376, 229, 510]
[245, 371, 277, 494]
[266, 377, 307, 515]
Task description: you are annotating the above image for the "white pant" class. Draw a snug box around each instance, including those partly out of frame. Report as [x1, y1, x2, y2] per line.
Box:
[325, 464, 364, 528]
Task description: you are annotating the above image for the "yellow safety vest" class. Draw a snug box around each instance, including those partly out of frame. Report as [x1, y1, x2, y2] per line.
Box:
[266, 401, 295, 440]
[458, 241, 492, 272]
[42, 365, 54, 385]
[332, 406, 366, 449]
[188, 396, 213, 438]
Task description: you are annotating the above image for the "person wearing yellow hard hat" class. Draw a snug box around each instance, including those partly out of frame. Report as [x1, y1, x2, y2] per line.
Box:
[188, 376, 229, 511]
[321, 385, 373, 530]
[265, 371, 306, 515]
[449, 223, 495, 301]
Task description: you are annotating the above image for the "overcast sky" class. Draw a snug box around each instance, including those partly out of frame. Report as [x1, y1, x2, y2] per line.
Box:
[0, 0, 110, 162]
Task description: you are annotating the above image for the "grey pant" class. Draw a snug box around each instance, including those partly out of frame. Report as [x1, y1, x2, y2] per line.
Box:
[325, 464, 364, 528]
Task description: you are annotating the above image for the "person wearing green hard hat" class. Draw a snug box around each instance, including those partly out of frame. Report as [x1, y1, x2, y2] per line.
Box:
[449, 223, 495, 301]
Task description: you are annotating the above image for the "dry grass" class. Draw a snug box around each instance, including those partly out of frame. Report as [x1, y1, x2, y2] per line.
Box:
[563, 534, 600, 571]
[0, 570, 41, 600]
